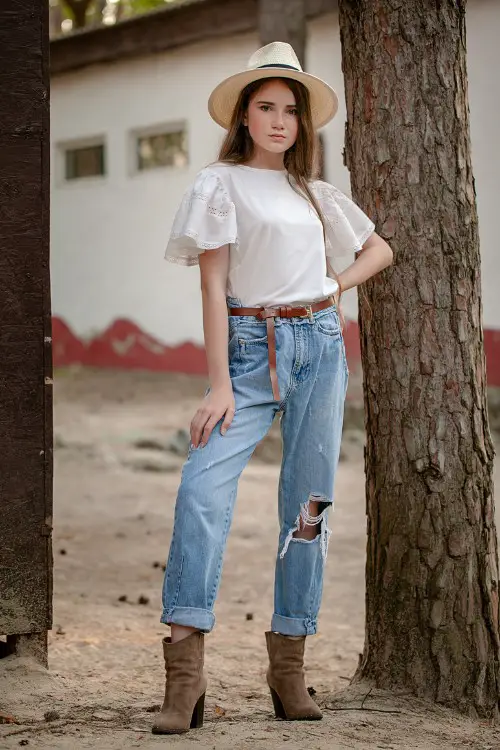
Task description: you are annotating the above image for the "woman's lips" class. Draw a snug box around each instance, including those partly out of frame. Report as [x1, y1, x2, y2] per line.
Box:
[269, 134, 286, 141]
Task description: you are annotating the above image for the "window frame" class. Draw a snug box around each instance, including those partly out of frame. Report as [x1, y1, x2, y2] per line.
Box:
[56, 134, 107, 186]
[129, 121, 189, 176]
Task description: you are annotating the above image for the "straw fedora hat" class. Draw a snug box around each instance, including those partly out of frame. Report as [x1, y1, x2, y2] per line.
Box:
[208, 41, 338, 130]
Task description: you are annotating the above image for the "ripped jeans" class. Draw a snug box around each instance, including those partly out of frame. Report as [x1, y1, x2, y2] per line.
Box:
[160, 295, 348, 636]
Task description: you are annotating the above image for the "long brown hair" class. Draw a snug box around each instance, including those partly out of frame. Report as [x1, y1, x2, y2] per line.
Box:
[216, 77, 342, 290]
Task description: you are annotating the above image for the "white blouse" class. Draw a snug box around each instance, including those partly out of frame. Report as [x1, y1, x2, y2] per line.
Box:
[165, 162, 374, 308]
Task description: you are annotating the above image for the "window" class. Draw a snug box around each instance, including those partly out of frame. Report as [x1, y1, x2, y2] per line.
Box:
[65, 143, 105, 180]
[135, 126, 188, 172]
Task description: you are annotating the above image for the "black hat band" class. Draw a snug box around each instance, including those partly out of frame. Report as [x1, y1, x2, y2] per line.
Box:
[256, 63, 300, 71]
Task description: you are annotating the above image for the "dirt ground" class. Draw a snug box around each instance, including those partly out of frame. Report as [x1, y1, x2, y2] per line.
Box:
[1, 368, 500, 750]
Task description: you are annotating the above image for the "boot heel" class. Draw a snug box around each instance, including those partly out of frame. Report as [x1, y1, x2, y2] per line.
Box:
[190, 692, 205, 729]
[269, 687, 287, 719]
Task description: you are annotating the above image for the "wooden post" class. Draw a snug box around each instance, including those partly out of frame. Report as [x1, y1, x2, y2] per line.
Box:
[0, 0, 52, 667]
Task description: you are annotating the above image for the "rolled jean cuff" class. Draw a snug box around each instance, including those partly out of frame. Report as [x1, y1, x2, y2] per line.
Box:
[271, 613, 317, 636]
[160, 606, 215, 633]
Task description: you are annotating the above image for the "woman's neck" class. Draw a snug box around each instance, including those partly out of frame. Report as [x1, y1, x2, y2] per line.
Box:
[244, 148, 285, 171]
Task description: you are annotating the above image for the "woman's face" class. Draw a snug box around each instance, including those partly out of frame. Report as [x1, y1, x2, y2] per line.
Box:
[243, 79, 299, 155]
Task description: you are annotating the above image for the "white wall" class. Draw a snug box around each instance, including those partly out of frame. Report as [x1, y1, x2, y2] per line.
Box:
[51, 34, 247, 345]
[466, 0, 500, 333]
[50, 2, 500, 347]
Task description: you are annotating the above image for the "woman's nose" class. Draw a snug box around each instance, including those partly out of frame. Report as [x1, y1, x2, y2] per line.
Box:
[272, 111, 285, 128]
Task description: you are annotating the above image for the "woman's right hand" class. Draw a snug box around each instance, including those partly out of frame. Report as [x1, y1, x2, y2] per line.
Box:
[190, 385, 235, 449]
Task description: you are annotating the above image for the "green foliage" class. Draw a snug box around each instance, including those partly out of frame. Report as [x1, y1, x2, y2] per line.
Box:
[51, 0, 181, 34]
[129, 0, 172, 11]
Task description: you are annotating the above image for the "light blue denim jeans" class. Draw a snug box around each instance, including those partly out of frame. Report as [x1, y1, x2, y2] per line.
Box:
[161, 295, 348, 636]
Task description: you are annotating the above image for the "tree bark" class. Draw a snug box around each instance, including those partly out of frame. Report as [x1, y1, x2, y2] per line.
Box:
[49, 2, 63, 37]
[91, 0, 107, 27]
[258, 0, 306, 66]
[61, 0, 94, 28]
[337, 0, 498, 718]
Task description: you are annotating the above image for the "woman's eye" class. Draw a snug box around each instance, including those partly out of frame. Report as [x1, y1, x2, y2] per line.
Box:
[258, 105, 297, 114]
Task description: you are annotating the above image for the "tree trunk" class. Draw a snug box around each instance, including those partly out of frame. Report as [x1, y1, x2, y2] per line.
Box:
[91, 0, 107, 27]
[49, 2, 63, 37]
[338, 0, 498, 718]
[258, 0, 306, 66]
[61, 0, 94, 28]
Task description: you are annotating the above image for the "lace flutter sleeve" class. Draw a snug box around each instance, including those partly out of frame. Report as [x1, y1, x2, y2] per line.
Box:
[165, 168, 238, 266]
[311, 180, 375, 259]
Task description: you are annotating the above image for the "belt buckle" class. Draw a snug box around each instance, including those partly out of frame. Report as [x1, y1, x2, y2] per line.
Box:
[299, 304, 313, 320]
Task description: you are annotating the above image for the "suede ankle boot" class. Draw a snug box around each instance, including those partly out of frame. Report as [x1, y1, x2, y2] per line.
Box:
[265, 630, 322, 721]
[152, 631, 207, 734]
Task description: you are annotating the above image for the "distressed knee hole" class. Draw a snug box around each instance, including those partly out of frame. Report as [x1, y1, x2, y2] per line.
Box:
[279, 493, 333, 561]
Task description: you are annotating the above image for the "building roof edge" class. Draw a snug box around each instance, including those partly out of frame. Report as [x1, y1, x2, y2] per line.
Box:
[51, 0, 335, 75]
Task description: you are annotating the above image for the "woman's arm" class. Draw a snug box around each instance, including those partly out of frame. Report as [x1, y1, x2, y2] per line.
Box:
[338, 231, 393, 294]
[189, 245, 236, 449]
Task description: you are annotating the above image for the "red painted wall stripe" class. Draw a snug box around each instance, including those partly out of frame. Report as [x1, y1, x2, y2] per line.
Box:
[52, 317, 500, 387]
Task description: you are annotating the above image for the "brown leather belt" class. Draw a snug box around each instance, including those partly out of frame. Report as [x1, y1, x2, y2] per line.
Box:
[227, 296, 335, 402]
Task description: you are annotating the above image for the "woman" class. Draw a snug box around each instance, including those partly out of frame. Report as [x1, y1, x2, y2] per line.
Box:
[153, 41, 393, 735]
